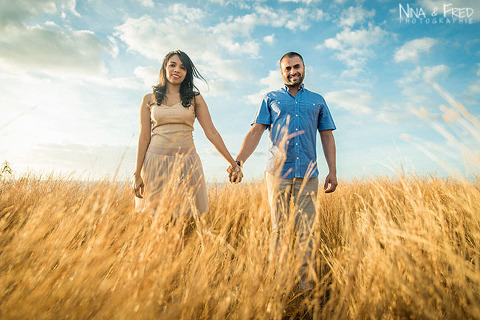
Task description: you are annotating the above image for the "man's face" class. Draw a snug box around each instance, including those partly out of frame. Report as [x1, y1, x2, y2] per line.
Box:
[280, 56, 305, 87]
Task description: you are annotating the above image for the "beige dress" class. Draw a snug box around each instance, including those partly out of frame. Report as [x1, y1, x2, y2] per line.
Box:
[141, 101, 209, 215]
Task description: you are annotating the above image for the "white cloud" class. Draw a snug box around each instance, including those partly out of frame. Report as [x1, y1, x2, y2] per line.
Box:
[0, 0, 79, 30]
[321, 24, 388, 76]
[324, 25, 387, 50]
[246, 69, 283, 104]
[323, 38, 341, 50]
[61, 0, 78, 16]
[324, 89, 374, 115]
[396, 66, 423, 87]
[210, 14, 261, 55]
[204, 59, 245, 82]
[285, 7, 326, 31]
[339, 6, 376, 28]
[115, 15, 213, 60]
[193, 79, 221, 97]
[394, 37, 438, 63]
[214, 5, 326, 34]
[107, 36, 119, 58]
[317, 5, 378, 78]
[205, 0, 253, 6]
[213, 13, 257, 38]
[114, 4, 261, 66]
[0, 0, 109, 77]
[134, 66, 158, 88]
[398, 65, 451, 90]
[470, 64, 480, 93]
[396, 65, 454, 116]
[114, 14, 247, 84]
[170, 3, 206, 22]
[469, 81, 480, 93]
[423, 65, 450, 82]
[376, 107, 409, 124]
[137, 0, 154, 7]
[0, 24, 109, 75]
[263, 34, 275, 44]
[221, 38, 261, 56]
[114, 4, 326, 86]
[254, 6, 286, 27]
[279, 0, 320, 4]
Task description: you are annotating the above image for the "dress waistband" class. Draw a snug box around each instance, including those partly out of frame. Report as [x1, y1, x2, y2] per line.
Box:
[146, 145, 196, 156]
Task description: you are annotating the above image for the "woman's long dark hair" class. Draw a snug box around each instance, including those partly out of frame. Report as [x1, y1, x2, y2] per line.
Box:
[152, 50, 206, 108]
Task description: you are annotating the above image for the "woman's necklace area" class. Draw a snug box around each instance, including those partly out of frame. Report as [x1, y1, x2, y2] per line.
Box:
[165, 93, 181, 107]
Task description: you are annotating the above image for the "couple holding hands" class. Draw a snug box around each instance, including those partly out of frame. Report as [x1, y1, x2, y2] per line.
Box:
[134, 50, 337, 234]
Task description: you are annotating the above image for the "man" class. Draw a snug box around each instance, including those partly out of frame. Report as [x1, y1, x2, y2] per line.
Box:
[230, 52, 337, 286]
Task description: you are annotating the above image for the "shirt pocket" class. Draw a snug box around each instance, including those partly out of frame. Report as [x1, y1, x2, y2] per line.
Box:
[271, 99, 293, 118]
[300, 101, 320, 120]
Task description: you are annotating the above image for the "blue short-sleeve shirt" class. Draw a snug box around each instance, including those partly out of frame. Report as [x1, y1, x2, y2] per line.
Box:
[252, 84, 336, 179]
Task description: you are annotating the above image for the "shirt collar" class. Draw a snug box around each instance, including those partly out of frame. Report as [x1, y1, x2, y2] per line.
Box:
[283, 84, 305, 92]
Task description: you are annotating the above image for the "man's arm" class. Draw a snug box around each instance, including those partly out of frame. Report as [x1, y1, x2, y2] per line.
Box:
[227, 123, 267, 183]
[236, 123, 268, 164]
[320, 129, 337, 193]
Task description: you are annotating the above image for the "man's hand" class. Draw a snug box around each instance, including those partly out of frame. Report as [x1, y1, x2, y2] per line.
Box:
[227, 165, 243, 183]
[324, 172, 337, 193]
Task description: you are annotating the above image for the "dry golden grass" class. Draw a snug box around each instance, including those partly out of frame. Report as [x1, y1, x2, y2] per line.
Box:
[0, 172, 479, 320]
[1, 82, 479, 319]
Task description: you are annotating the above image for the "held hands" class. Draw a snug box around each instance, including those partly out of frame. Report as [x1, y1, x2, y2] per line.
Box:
[227, 162, 243, 184]
[134, 174, 145, 198]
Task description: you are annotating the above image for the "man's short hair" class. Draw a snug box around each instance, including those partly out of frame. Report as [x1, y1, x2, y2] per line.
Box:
[280, 52, 304, 65]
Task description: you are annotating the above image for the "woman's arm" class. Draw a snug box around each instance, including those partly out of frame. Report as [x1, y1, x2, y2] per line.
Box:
[134, 94, 153, 197]
[195, 94, 237, 169]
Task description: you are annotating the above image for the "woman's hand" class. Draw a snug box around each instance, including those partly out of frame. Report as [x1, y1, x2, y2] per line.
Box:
[227, 164, 243, 184]
[134, 175, 145, 198]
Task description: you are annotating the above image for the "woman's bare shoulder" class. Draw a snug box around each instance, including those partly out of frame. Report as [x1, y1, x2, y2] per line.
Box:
[143, 93, 154, 102]
[142, 93, 156, 107]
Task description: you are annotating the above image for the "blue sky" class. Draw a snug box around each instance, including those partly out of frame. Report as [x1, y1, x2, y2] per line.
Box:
[1, 0, 479, 182]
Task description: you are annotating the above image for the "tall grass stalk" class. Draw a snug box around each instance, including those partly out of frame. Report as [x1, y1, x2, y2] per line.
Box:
[1, 82, 479, 319]
[0, 172, 479, 319]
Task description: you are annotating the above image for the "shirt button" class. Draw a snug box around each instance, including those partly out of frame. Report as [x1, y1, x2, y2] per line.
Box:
[297, 157, 299, 159]
[296, 128, 298, 131]
[296, 143, 298, 145]
[296, 114, 298, 117]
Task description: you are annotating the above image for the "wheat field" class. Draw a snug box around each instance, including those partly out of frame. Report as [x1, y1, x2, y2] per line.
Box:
[1, 83, 479, 319]
[0, 170, 479, 320]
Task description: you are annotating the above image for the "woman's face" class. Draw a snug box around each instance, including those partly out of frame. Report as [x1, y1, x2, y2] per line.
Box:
[165, 54, 187, 85]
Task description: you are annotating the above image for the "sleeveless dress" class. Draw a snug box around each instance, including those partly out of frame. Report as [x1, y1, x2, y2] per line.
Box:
[141, 101, 209, 215]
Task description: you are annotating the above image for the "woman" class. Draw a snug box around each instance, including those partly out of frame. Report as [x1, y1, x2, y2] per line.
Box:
[134, 50, 241, 214]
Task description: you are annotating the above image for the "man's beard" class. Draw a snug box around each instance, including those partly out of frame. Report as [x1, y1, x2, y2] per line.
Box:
[285, 73, 304, 86]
